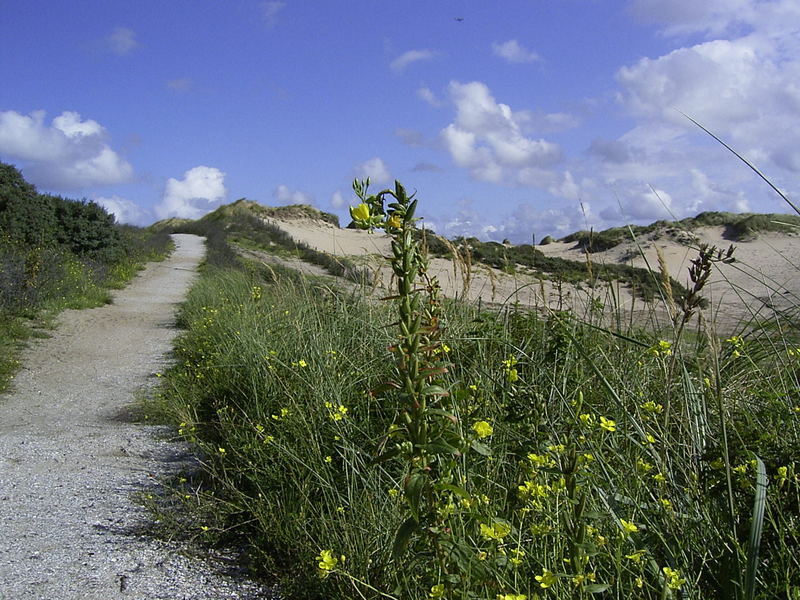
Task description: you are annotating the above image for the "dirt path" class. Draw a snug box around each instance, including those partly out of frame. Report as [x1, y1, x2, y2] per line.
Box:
[0, 235, 269, 599]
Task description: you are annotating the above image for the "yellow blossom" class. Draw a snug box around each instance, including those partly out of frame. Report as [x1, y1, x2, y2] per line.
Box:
[599, 416, 616, 432]
[662, 566, 686, 590]
[620, 519, 638, 534]
[480, 520, 511, 542]
[386, 214, 402, 229]
[625, 549, 646, 562]
[472, 420, 494, 439]
[316, 549, 344, 576]
[349, 203, 370, 222]
[640, 401, 663, 413]
[535, 568, 557, 588]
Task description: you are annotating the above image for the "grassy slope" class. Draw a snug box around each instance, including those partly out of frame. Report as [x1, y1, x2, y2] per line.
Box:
[147, 214, 800, 599]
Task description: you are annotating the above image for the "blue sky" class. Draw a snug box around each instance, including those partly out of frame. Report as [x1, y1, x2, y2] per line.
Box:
[2, 1, 799, 242]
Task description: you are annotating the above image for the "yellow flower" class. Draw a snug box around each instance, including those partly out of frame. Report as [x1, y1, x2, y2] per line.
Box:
[599, 416, 616, 432]
[472, 420, 494, 439]
[509, 547, 526, 566]
[429, 584, 446, 598]
[349, 203, 371, 221]
[659, 498, 672, 510]
[386, 214, 402, 229]
[620, 519, 638, 534]
[316, 549, 344, 577]
[640, 401, 663, 413]
[298, 359, 308, 368]
[535, 568, 557, 588]
[480, 520, 511, 541]
[662, 566, 686, 590]
[625, 549, 646, 562]
[324, 455, 333, 463]
[571, 572, 597, 586]
[497, 595, 527, 600]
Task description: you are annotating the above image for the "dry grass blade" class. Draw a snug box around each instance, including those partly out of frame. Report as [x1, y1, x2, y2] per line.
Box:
[679, 110, 800, 216]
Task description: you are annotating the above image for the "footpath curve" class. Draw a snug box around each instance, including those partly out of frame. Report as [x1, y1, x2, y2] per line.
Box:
[0, 234, 268, 599]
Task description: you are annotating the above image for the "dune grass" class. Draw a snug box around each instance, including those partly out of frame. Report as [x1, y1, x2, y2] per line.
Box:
[147, 182, 800, 599]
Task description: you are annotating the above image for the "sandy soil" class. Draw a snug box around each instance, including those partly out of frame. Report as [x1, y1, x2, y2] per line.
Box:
[266, 216, 800, 333]
[0, 235, 270, 600]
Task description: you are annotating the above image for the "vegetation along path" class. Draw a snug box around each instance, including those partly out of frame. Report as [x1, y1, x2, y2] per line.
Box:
[0, 235, 268, 599]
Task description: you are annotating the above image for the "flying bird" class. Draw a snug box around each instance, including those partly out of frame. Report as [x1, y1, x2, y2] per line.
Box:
[454, 17, 464, 22]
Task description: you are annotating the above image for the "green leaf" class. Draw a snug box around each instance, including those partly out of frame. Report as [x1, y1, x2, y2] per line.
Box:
[392, 517, 418, 559]
[470, 439, 492, 456]
[421, 384, 448, 396]
[583, 583, 610, 594]
[405, 472, 427, 520]
[370, 447, 401, 465]
[434, 483, 471, 499]
[423, 438, 461, 455]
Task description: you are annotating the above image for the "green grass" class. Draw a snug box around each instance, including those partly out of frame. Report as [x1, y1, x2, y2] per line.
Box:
[0, 228, 173, 394]
[147, 225, 800, 599]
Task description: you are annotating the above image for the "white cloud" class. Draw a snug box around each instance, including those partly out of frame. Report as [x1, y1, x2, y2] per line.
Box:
[156, 166, 226, 219]
[330, 190, 347, 209]
[395, 128, 426, 147]
[417, 87, 443, 107]
[492, 40, 541, 64]
[390, 49, 436, 73]
[354, 157, 392, 185]
[262, 1, 286, 26]
[105, 27, 138, 55]
[628, 0, 758, 37]
[411, 162, 443, 173]
[586, 0, 800, 225]
[440, 81, 561, 183]
[166, 78, 192, 92]
[273, 184, 314, 205]
[95, 195, 148, 225]
[601, 186, 674, 223]
[0, 109, 132, 188]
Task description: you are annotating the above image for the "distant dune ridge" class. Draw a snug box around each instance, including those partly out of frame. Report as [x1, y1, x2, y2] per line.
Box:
[154, 202, 800, 333]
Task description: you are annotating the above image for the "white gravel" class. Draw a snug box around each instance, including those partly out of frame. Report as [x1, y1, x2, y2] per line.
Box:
[0, 235, 272, 600]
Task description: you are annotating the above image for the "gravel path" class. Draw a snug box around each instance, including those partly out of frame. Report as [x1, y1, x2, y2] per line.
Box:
[0, 234, 270, 600]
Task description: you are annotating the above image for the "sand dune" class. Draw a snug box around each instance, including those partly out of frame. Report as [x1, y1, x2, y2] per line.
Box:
[262, 215, 799, 333]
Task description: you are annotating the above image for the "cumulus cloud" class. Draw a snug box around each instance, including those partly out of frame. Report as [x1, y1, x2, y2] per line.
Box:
[491, 40, 541, 63]
[600, 186, 674, 223]
[440, 81, 561, 183]
[417, 87, 443, 107]
[425, 200, 592, 244]
[273, 184, 314, 205]
[628, 0, 757, 37]
[95, 195, 148, 225]
[0, 109, 132, 189]
[330, 190, 347, 209]
[156, 166, 226, 219]
[354, 157, 392, 185]
[105, 27, 138, 55]
[390, 49, 436, 73]
[590, 0, 800, 224]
